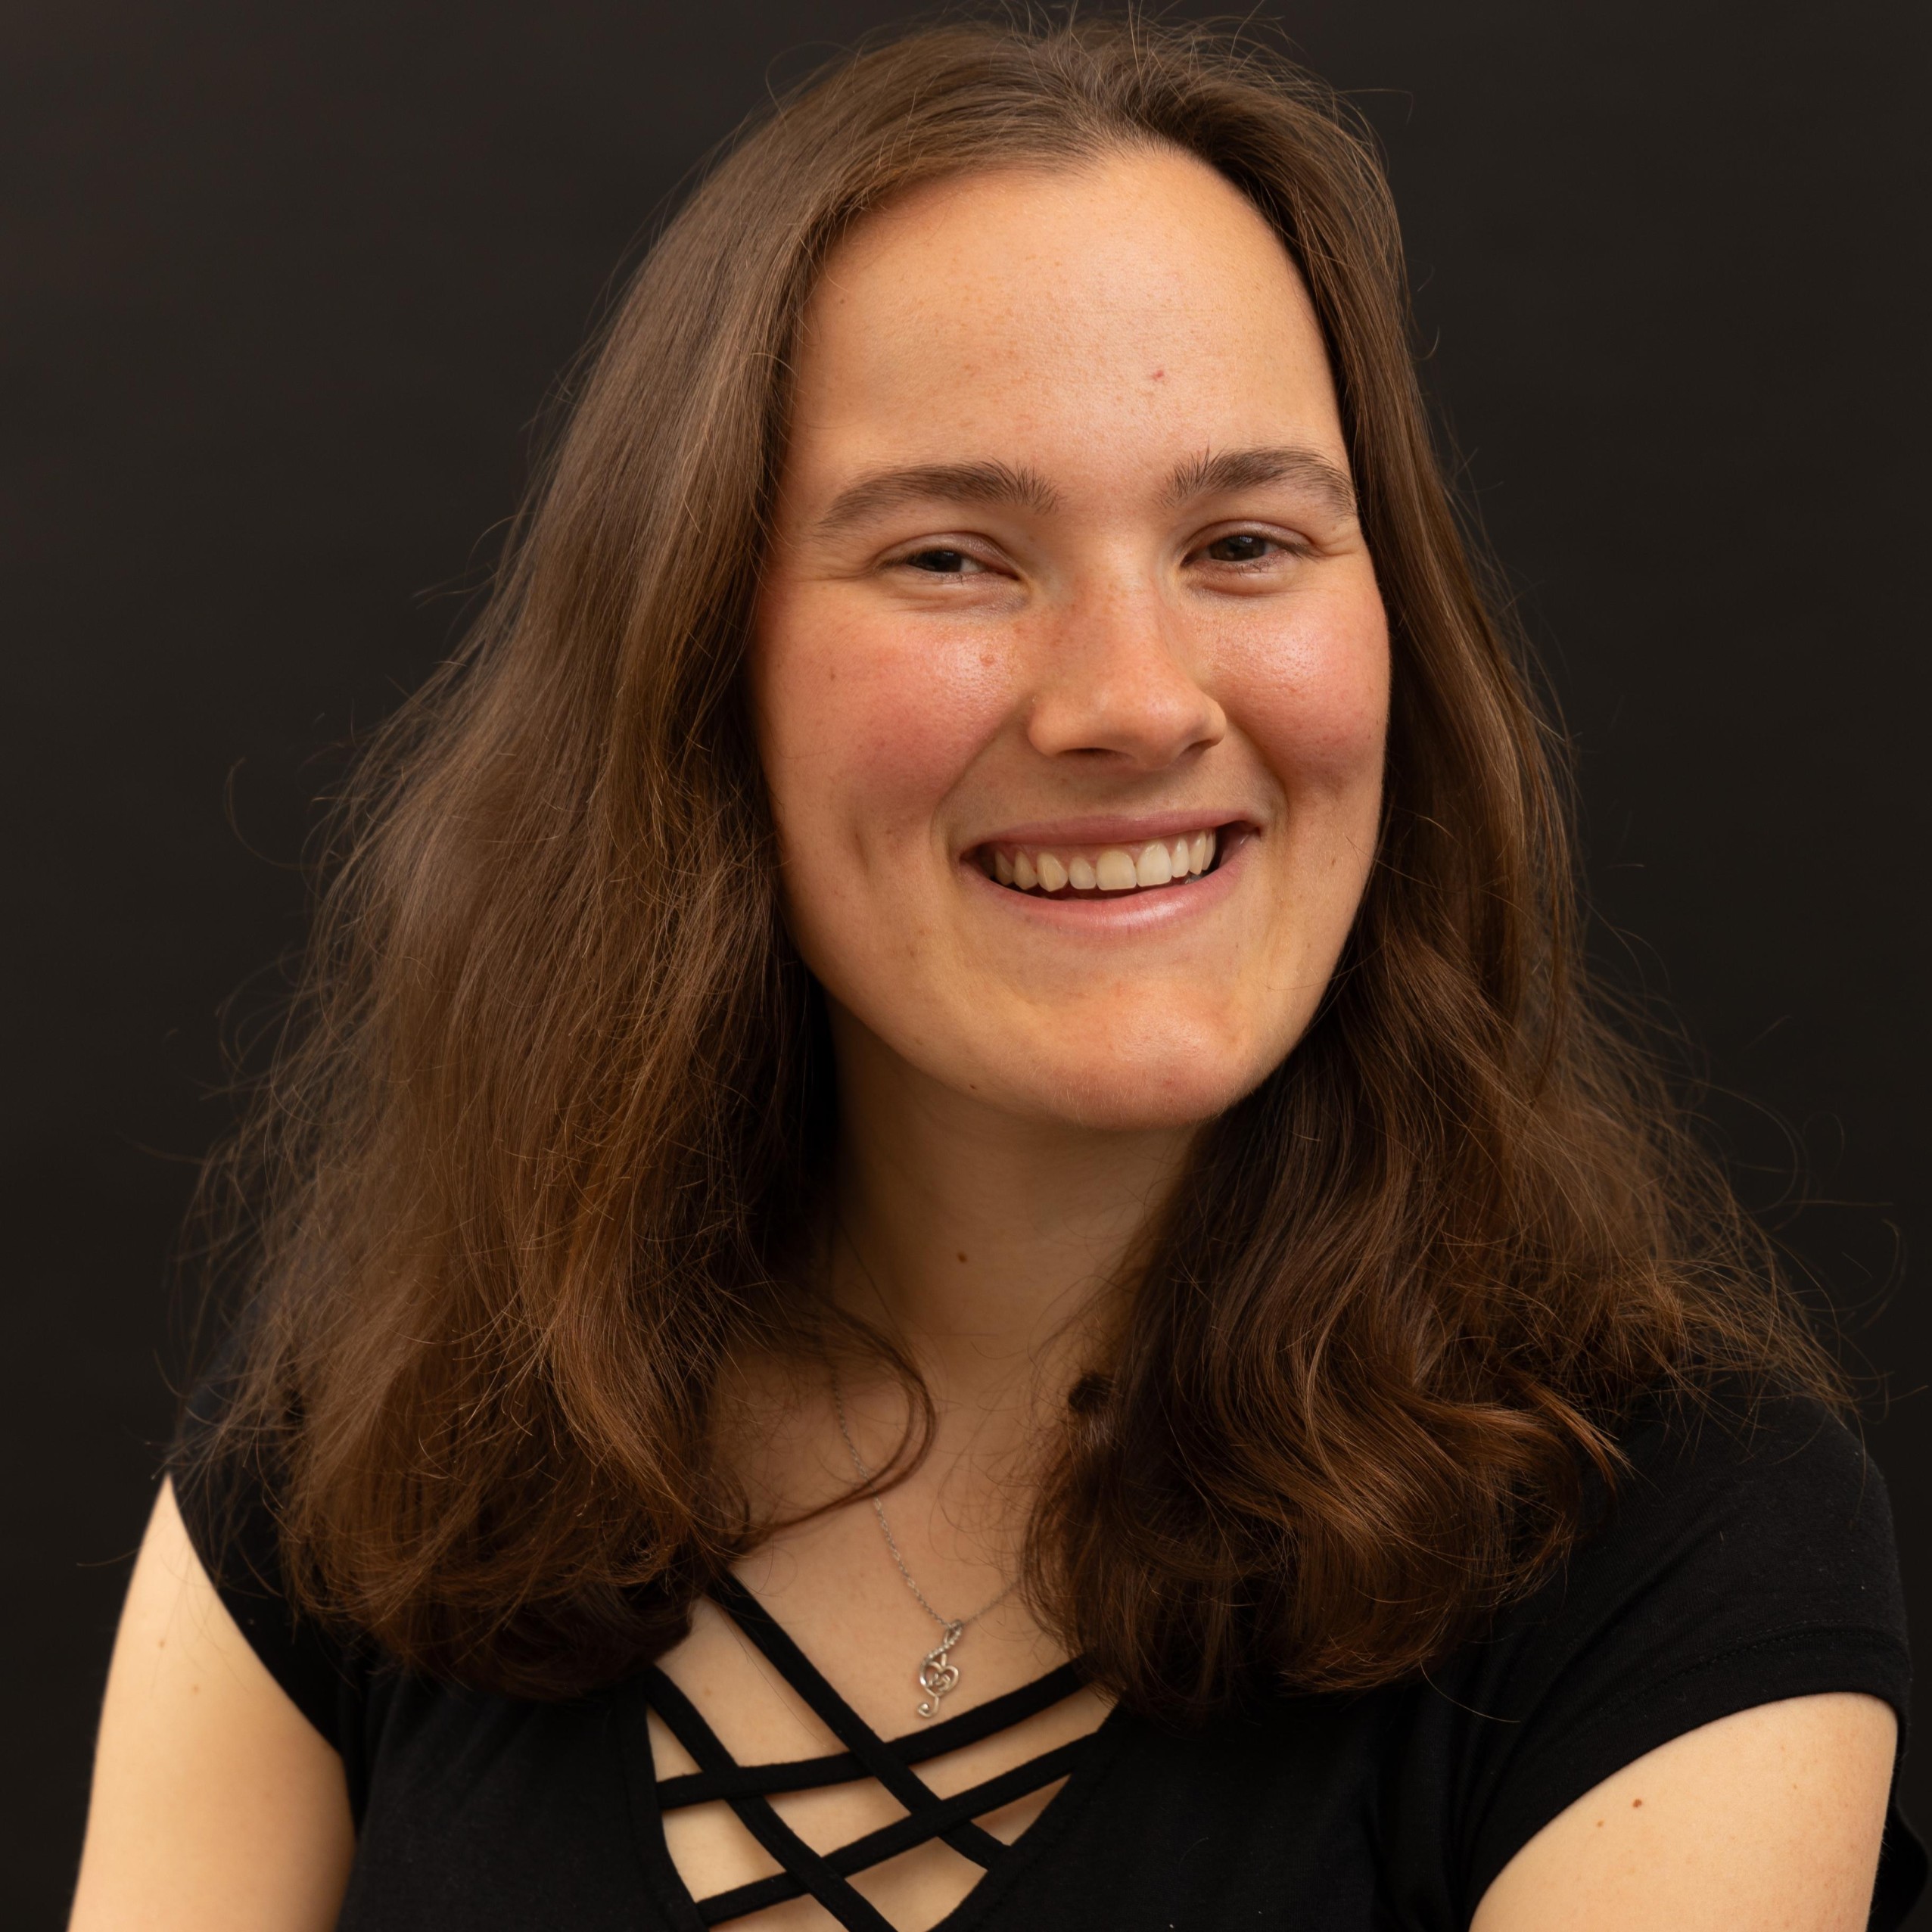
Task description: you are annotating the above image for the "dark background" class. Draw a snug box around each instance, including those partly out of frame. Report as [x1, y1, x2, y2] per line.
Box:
[6, 0, 1927, 1922]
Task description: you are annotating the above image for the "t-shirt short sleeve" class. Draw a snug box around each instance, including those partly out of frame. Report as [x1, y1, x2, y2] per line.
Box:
[168, 1370, 370, 1760]
[1380, 1385, 1922, 1929]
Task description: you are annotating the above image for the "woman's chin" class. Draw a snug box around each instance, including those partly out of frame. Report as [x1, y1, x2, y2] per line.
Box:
[952, 1038, 1284, 1134]
[828, 985, 1304, 1134]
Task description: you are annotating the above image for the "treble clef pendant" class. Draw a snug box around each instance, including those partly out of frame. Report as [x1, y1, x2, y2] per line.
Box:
[916, 1619, 967, 1719]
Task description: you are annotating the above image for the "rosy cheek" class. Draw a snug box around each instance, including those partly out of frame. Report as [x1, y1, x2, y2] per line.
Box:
[756, 593, 1013, 853]
[1222, 593, 1389, 790]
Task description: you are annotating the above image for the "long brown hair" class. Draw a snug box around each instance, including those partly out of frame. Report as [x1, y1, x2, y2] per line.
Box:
[186, 12, 1837, 1715]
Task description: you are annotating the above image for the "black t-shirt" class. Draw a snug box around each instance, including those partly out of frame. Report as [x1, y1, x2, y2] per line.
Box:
[173, 1383, 1924, 1930]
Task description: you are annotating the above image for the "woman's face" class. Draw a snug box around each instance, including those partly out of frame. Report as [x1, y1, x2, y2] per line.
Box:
[751, 147, 1389, 1131]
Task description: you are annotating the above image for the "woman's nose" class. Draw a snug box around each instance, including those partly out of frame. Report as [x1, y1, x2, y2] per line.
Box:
[1022, 581, 1226, 770]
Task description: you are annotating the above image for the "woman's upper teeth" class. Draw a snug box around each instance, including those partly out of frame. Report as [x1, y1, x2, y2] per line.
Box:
[988, 828, 1218, 893]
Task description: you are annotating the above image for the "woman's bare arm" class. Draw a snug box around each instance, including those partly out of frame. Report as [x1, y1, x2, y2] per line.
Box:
[69, 1477, 355, 1932]
[1473, 1692, 1897, 1932]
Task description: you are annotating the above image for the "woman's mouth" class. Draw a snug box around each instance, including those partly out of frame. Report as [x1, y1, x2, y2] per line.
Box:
[975, 826, 1225, 898]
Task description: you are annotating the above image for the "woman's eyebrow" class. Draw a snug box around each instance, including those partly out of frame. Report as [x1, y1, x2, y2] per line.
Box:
[809, 445, 1354, 538]
[813, 459, 1059, 536]
[1166, 444, 1358, 518]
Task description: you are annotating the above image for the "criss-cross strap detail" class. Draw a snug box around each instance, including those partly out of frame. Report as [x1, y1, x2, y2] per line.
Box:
[684, 1736, 1091, 1927]
[646, 1669, 902, 1932]
[654, 1659, 1086, 1808]
[642, 1579, 1099, 1930]
[705, 1577, 1034, 1865]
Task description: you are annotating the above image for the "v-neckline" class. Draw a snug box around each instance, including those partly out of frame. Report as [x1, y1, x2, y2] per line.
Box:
[618, 1576, 1129, 1932]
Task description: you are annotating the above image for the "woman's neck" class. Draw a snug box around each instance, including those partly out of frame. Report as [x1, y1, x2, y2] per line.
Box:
[825, 1007, 1194, 1413]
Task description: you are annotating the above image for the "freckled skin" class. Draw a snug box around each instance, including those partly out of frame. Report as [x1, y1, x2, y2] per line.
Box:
[751, 149, 1389, 1131]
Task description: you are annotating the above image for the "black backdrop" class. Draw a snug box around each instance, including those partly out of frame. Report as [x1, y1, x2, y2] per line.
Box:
[7, 2, 1927, 1922]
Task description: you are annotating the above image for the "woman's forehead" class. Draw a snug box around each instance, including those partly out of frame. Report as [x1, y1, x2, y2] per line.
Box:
[783, 150, 1347, 498]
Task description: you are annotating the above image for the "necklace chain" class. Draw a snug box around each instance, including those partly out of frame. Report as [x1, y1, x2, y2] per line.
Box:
[830, 1369, 1012, 1716]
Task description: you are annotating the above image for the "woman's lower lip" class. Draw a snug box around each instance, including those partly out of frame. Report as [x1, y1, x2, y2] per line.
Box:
[963, 833, 1246, 929]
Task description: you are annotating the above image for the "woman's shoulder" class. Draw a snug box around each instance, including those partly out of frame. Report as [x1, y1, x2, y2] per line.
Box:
[1564, 1379, 1906, 1655]
[168, 1361, 373, 1759]
[1381, 1377, 1917, 1927]
[1449, 1377, 1910, 1752]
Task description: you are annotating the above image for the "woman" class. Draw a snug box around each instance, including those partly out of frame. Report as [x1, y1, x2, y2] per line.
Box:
[70, 17, 1918, 1931]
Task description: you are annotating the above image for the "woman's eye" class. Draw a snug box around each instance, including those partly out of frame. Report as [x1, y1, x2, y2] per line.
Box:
[901, 546, 982, 575]
[1200, 533, 1280, 565]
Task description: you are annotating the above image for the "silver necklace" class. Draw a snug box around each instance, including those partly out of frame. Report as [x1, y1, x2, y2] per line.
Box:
[830, 1371, 1013, 1719]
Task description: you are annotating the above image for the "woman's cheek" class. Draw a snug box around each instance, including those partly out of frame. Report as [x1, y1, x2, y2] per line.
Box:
[767, 596, 1016, 846]
[1221, 590, 1389, 796]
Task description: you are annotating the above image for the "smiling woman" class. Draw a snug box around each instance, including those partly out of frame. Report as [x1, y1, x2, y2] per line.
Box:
[754, 152, 1388, 1136]
[70, 16, 1918, 1932]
